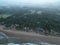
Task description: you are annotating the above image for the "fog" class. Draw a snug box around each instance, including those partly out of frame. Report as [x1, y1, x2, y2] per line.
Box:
[0, 0, 60, 6]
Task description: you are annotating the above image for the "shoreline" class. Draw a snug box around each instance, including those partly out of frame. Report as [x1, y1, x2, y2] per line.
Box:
[0, 29, 60, 45]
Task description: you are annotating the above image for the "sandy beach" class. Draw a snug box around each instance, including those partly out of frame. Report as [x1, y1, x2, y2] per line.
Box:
[0, 29, 60, 45]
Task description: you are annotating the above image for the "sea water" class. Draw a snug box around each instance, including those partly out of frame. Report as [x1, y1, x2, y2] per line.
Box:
[0, 32, 56, 45]
[0, 43, 56, 45]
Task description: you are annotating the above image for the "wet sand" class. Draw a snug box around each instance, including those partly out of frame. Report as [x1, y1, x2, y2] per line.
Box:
[0, 29, 60, 45]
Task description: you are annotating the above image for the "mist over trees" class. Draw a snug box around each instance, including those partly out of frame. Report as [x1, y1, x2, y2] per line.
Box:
[0, 6, 60, 34]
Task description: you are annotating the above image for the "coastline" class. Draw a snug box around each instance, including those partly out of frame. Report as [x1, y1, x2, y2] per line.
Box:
[0, 29, 60, 45]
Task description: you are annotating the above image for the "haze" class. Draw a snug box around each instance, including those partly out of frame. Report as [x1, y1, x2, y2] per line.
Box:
[0, 0, 60, 6]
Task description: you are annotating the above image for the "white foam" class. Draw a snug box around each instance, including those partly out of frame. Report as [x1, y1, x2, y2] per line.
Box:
[8, 43, 20, 45]
[0, 43, 56, 45]
[22, 43, 38, 45]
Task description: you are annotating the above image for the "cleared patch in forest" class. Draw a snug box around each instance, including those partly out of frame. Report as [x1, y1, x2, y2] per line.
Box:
[0, 14, 11, 18]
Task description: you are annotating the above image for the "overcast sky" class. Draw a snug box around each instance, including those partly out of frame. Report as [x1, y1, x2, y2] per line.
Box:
[0, 0, 60, 6]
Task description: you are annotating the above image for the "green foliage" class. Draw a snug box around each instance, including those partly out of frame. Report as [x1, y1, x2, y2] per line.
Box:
[0, 7, 60, 33]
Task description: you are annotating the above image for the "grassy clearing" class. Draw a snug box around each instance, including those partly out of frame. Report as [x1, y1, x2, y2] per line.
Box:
[0, 14, 11, 18]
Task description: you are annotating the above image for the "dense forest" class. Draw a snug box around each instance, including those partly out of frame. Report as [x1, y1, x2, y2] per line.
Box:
[0, 6, 60, 35]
